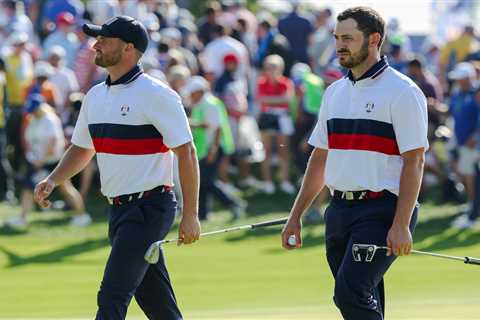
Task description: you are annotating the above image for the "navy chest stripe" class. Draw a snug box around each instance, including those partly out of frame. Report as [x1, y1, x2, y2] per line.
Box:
[88, 123, 163, 140]
[327, 118, 396, 140]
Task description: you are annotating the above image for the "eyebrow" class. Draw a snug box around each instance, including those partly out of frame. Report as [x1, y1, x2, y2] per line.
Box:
[333, 33, 355, 39]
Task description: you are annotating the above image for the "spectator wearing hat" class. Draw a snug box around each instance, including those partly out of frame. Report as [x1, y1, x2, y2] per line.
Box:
[4, 94, 91, 228]
[256, 54, 295, 195]
[4, 31, 33, 172]
[449, 62, 480, 229]
[47, 45, 80, 122]
[214, 53, 250, 191]
[43, 12, 80, 68]
[183, 75, 245, 220]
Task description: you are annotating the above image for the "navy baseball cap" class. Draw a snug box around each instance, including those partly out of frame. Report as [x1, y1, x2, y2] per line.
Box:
[83, 16, 149, 53]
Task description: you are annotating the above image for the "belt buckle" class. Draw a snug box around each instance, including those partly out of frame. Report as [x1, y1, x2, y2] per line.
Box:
[346, 192, 354, 200]
[107, 197, 113, 205]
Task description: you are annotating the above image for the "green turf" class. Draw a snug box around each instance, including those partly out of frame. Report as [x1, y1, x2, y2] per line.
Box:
[1, 194, 479, 319]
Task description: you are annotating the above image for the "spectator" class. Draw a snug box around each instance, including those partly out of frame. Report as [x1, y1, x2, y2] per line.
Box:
[4, 94, 91, 228]
[448, 62, 479, 222]
[407, 57, 443, 102]
[278, 1, 314, 64]
[201, 24, 249, 83]
[73, 21, 102, 93]
[63, 92, 97, 200]
[47, 45, 79, 122]
[160, 27, 198, 74]
[214, 53, 249, 191]
[167, 64, 191, 94]
[254, 18, 293, 76]
[25, 61, 60, 109]
[4, 31, 33, 172]
[0, 0, 35, 41]
[0, 57, 15, 203]
[439, 25, 479, 89]
[42, 12, 80, 68]
[309, 8, 335, 75]
[256, 54, 295, 194]
[197, 2, 220, 46]
[41, 0, 84, 35]
[183, 75, 244, 220]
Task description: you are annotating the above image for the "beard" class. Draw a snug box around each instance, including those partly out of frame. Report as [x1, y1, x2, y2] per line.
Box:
[95, 50, 122, 67]
[338, 38, 369, 69]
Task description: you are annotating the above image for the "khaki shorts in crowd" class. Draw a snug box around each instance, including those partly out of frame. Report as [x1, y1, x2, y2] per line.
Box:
[457, 146, 480, 176]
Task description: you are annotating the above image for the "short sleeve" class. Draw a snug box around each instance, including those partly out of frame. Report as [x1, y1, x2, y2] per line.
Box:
[391, 85, 429, 154]
[146, 86, 193, 148]
[308, 90, 329, 149]
[71, 94, 94, 149]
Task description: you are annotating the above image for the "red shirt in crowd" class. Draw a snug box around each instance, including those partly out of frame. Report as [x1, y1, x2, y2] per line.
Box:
[256, 75, 293, 113]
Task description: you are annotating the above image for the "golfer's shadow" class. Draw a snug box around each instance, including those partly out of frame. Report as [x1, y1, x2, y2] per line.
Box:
[0, 237, 109, 268]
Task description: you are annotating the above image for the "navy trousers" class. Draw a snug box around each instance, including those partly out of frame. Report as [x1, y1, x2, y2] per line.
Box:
[96, 191, 182, 320]
[324, 192, 418, 320]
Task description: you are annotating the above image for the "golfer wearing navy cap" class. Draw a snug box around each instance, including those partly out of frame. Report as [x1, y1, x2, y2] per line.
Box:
[34, 16, 200, 320]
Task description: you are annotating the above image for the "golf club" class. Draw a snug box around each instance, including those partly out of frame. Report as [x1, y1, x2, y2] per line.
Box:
[144, 217, 289, 264]
[352, 243, 480, 266]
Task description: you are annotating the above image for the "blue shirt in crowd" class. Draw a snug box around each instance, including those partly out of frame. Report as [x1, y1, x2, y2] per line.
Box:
[449, 88, 479, 146]
[278, 12, 313, 64]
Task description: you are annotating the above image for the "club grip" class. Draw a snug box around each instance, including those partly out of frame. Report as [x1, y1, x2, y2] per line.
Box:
[465, 257, 480, 265]
[251, 218, 288, 229]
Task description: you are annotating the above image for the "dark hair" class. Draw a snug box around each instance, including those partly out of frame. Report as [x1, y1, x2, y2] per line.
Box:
[408, 56, 426, 69]
[337, 6, 385, 49]
[213, 24, 226, 36]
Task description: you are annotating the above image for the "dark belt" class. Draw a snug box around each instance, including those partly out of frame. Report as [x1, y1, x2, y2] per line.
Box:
[107, 185, 172, 206]
[332, 190, 386, 201]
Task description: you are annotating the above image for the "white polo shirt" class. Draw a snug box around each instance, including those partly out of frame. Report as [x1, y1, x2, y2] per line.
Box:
[72, 65, 192, 197]
[309, 57, 429, 195]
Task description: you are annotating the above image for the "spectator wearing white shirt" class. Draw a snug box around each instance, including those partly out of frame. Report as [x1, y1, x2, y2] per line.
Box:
[47, 45, 79, 123]
[4, 94, 91, 228]
[201, 24, 249, 83]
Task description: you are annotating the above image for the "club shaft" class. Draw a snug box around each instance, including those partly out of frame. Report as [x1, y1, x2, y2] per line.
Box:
[156, 218, 288, 246]
[378, 246, 466, 262]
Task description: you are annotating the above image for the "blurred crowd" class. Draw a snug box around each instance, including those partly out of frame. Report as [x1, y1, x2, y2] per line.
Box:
[1, 0, 480, 229]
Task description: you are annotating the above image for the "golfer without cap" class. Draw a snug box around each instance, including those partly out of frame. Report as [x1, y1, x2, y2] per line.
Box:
[282, 7, 428, 320]
[34, 16, 200, 320]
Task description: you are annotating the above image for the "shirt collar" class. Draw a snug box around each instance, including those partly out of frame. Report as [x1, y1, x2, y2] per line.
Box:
[346, 56, 389, 83]
[105, 64, 143, 86]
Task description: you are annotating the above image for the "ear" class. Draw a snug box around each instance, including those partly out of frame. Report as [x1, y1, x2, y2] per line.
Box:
[369, 32, 382, 48]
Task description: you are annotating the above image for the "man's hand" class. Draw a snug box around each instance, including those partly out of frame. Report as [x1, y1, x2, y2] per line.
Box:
[206, 148, 217, 164]
[34, 178, 56, 208]
[386, 224, 412, 256]
[281, 217, 302, 250]
[177, 214, 201, 246]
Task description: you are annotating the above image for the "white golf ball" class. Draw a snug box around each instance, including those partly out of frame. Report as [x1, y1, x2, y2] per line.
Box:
[288, 235, 297, 246]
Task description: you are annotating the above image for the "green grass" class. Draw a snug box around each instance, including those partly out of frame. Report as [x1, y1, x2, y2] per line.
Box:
[1, 193, 479, 319]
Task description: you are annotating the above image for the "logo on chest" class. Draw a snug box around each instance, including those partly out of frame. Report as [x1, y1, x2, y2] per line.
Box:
[365, 102, 375, 113]
[120, 105, 130, 116]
